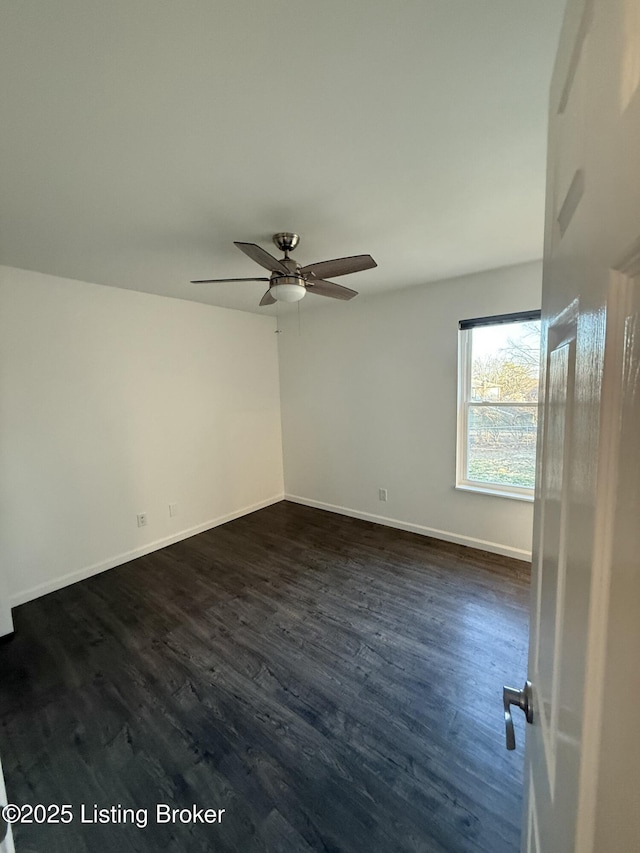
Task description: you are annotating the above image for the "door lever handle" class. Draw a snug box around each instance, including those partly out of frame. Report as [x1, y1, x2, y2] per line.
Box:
[503, 680, 533, 750]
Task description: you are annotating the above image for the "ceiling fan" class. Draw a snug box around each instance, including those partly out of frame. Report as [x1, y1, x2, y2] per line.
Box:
[191, 232, 377, 306]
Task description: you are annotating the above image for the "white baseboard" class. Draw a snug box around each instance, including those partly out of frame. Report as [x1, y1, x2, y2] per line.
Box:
[10, 493, 285, 607]
[9, 491, 529, 608]
[285, 494, 532, 562]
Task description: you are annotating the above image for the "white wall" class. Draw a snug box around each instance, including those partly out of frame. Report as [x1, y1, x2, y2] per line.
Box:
[0, 266, 284, 606]
[0, 571, 13, 637]
[278, 261, 542, 560]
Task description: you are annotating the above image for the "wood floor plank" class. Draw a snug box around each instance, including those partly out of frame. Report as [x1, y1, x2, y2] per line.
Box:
[0, 501, 530, 852]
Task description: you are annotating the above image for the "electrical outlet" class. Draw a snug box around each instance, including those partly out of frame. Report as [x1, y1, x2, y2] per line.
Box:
[378, 488, 388, 502]
[137, 513, 147, 528]
[169, 503, 178, 518]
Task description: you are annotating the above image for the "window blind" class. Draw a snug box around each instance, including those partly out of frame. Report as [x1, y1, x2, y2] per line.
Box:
[458, 310, 541, 331]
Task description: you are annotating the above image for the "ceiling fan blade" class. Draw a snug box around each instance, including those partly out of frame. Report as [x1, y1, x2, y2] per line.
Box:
[305, 279, 358, 300]
[234, 242, 289, 274]
[259, 289, 276, 306]
[190, 277, 270, 283]
[300, 254, 376, 280]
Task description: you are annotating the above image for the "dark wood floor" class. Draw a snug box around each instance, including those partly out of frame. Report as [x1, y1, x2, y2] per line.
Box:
[0, 501, 530, 853]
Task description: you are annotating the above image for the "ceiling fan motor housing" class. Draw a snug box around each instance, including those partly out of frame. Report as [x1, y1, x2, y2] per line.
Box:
[268, 255, 306, 301]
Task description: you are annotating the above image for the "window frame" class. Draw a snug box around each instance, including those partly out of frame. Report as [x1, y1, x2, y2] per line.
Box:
[456, 311, 541, 501]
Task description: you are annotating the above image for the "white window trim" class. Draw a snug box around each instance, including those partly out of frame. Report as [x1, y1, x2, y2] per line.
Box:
[456, 325, 536, 501]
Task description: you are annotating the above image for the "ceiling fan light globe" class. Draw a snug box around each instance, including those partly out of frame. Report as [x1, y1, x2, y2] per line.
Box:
[270, 282, 306, 302]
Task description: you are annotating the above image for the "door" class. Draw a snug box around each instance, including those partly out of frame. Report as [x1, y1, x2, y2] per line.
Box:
[518, 0, 640, 850]
[0, 755, 15, 853]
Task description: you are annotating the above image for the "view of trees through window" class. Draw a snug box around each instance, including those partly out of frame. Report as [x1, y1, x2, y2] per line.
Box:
[467, 319, 541, 489]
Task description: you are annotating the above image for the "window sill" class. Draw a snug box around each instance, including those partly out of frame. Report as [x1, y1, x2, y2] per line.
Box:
[455, 483, 535, 502]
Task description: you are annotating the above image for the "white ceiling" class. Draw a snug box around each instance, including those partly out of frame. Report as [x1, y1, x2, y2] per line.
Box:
[0, 0, 565, 315]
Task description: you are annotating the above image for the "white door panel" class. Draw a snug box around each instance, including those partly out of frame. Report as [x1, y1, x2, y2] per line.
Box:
[525, 304, 583, 853]
[522, 0, 640, 850]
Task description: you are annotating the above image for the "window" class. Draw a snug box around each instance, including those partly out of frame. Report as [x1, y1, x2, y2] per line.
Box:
[457, 310, 542, 500]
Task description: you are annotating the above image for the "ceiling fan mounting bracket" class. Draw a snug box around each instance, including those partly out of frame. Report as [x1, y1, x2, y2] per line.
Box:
[273, 232, 300, 255]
